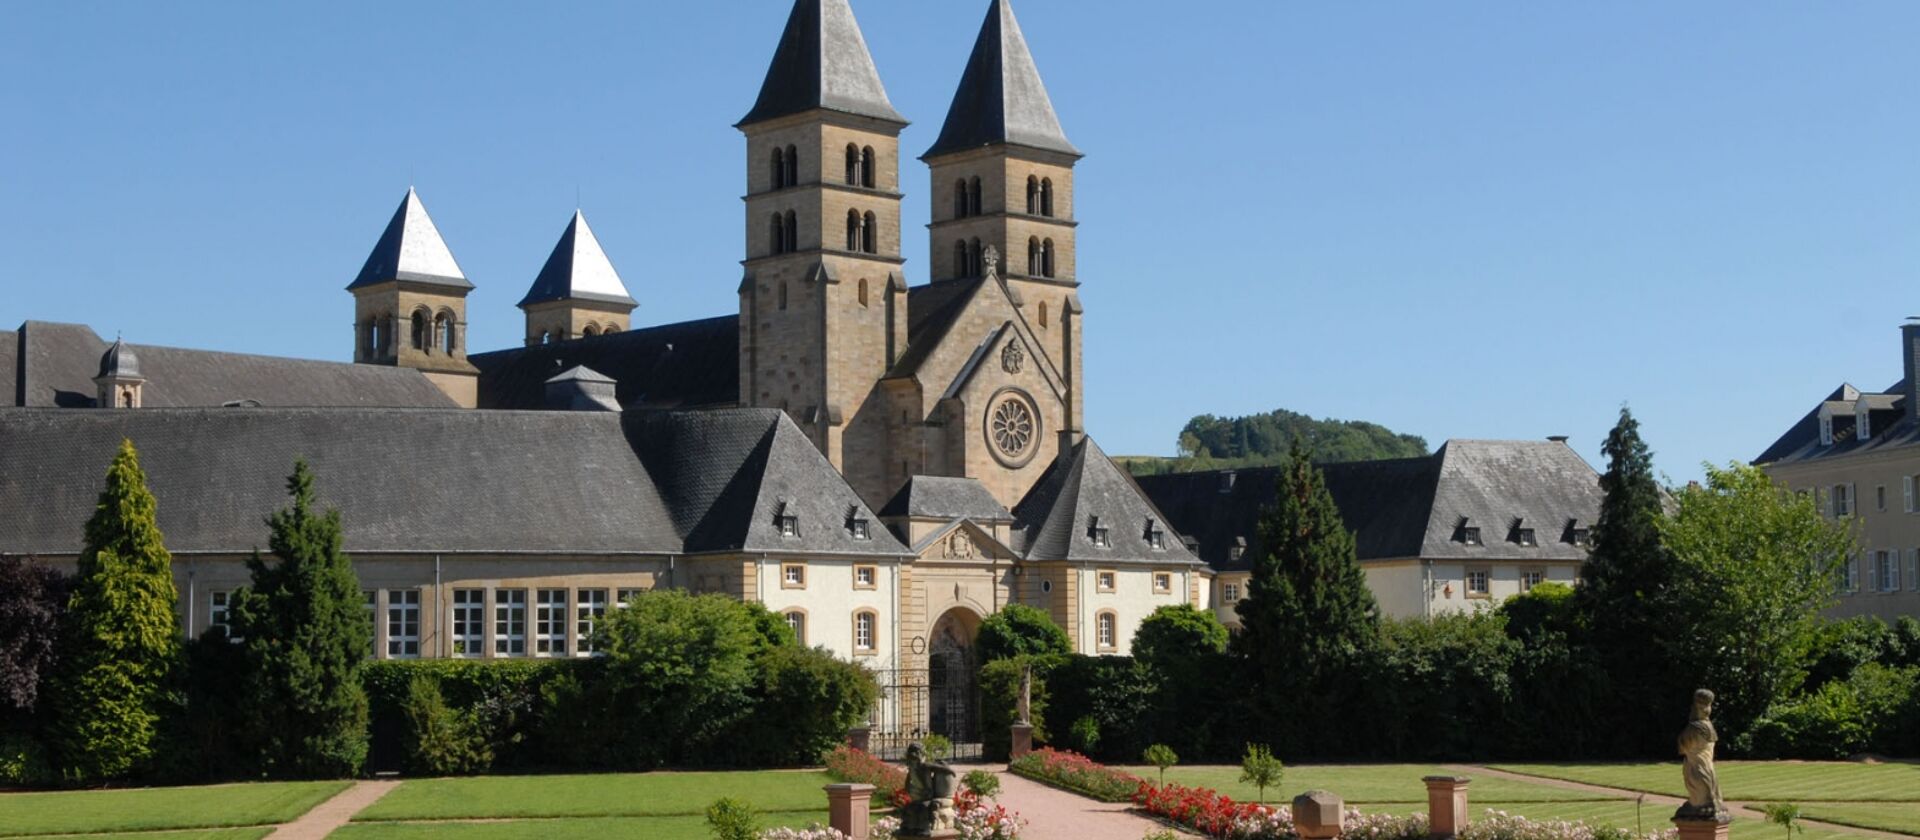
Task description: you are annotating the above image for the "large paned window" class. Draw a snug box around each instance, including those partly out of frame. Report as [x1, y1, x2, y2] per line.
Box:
[617, 588, 646, 607]
[386, 589, 420, 659]
[208, 591, 236, 641]
[1465, 569, 1491, 597]
[786, 610, 807, 645]
[853, 610, 877, 654]
[495, 590, 528, 656]
[451, 589, 485, 658]
[535, 589, 569, 657]
[1096, 611, 1117, 651]
[576, 589, 608, 655]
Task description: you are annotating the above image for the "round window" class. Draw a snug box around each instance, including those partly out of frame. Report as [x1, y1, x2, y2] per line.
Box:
[1041, 580, 1053, 594]
[985, 388, 1042, 468]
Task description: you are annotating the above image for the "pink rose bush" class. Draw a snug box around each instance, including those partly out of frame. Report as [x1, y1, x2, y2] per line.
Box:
[1007, 747, 1144, 802]
[1134, 785, 1677, 840]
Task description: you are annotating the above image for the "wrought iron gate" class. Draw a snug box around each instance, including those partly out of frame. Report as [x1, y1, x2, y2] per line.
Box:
[870, 659, 982, 762]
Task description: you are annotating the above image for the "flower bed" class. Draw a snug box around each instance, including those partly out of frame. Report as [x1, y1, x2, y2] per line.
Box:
[1007, 747, 1144, 803]
[1131, 785, 1676, 840]
[823, 745, 907, 805]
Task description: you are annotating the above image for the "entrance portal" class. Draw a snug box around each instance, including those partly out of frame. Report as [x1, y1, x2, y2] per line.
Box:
[927, 608, 982, 741]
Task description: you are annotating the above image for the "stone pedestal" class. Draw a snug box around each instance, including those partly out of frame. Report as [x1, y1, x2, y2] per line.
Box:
[847, 727, 872, 753]
[1673, 818, 1733, 840]
[826, 783, 875, 840]
[1423, 776, 1471, 838]
[1294, 790, 1345, 840]
[1009, 723, 1034, 760]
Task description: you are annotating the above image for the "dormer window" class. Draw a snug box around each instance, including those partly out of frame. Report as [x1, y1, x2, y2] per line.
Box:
[845, 506, 871, 541]
[1513, 522, 1537, 547]
[1229, 537, 1247, 562]
[1456, 518, 1482, 546]
[774, 502, 800, 539]
[1144, 518, 1167, 551]
[1820, 413, 1835, 446]
[1088, 516, 1111, 548]
[1572, 528, 1591, 547]
[1858, 408, 1872, 441]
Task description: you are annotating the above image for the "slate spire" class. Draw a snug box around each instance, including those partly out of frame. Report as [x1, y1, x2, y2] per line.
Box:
[739, 0, 906, 128]
[925, 0, 1079, 159]
[348, 188, 471, 291]
[518, 210, 635, 308]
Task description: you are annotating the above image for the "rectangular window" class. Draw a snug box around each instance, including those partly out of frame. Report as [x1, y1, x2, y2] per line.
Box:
[1571, 528, 1592, 547]
[1097, 570, 1116, 592]
[848, 518, 872, 541]
[853, 612, 876, 654]
[1833, 484, 1853, 518]
[495, 590, 527, 656]
[786, 611, 807, 645]
[1844, 555, 1860, 594]
[1875, 551, 1896, 593]
[1462, 527, 1482, 546]
[451, 589, 485, 658]
[1153, 572, 1172, 594]
[1223, 583, 1240, 602]
[854, 565, 877, 590]
[1516, 528, 1537, 547]
[364, 591, 377, 657]
[782, 563, 807, 590]
[778, 514, 800, 538]
[1465, 569, 1491, 597]
[1097, 612, 1117, 650]
[208, 591, 237, 641]
[1877, 485, 1888, 512]
[385, 589, 420, 659]
[1521, 570, 1545, 592]
[535, 589, 569, 656]
[576, 589, 608, 655]
[616, 587, 646, 607]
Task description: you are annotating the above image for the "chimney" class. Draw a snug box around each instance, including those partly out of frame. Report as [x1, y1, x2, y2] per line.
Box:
[544, 365, 622, 412]
[1904, 319, 1920, 425]
[1547, 436, 1570, 444]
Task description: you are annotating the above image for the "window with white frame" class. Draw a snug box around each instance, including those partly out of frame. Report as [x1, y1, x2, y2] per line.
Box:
[451, 589, 485, 657]
[1843, 554, 1860, 593]
[1465, 569, 1491, 597]
[1096, 611, 1117, 650]
[386, 589, 420, 658]
[1832, 484, 1853, 517]
[853, 610, 877, 654]
[1097, 570, 1116, 592]
[786, 610, 806, 645]
[208, 591, 237, 641]
[576, 589, 608, 655]
[1153, 572, 1172, 594]
[617, 588, 646, 607]
[1877, 551, 1898, 592]
[854, 565, 877, 589]
[1223, 582, 1240, 602]
[782, 563, 807, 589]
[495, 590, 527, 656]
[363, 591, 377, 656]
[1521, 570, 1545, 592]
[1877, 485, 1888, 512]
[535, 589, 569, 656]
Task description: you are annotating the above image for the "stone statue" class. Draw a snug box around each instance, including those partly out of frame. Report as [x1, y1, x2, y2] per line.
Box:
[1674, 689, 1730, 822]
[899, 742, 960, 837]
[1017, 664, 1032, 725]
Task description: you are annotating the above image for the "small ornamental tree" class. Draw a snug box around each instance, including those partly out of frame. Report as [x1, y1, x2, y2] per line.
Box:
[1239, 743, 1283, 804]
[1132, 605, 1228, 675]
[1143, 743, 1179, 783]
[44, 439, 183, 783]
[0, 556, 70, 719]
[977, 604, 1072, 663]
[229, 460, 372, 779]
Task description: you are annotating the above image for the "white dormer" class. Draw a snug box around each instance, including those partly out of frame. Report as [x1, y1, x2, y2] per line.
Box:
[1819, 405, 1836, 446]
[1856, 396, 1874, 441]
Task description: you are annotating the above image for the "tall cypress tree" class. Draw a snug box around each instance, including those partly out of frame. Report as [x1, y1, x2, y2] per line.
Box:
[1233, 441, 1379, 756]
[230, 461, 371, 779]
[1574, 407, 1679, 755]
[45, 439, 182, 783]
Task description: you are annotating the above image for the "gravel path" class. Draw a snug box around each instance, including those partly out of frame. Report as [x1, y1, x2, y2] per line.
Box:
[992, 770, 1163, 840]
[263, 779, 399, 840]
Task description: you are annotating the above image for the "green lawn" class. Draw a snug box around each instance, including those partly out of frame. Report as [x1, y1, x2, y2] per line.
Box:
[0, 781, 349, 837]
[1491, 762, 1920, 802]
[334, 814, 831, 840]
[1801, 803, 1920, 837]
[35, 832, 270, 840]
[353, 771, 845, 821]
[1119, 764, 1622, 803]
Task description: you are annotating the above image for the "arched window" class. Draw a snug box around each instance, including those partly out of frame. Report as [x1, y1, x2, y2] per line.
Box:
[846, 210, 862, 251]
[410, 309, 429, 351]
[852, 609, 877, 654]
[967, 177, 982, 217]
[1042, 239, 1056, 278]
[362, 317, 378, 357]
[582, 325, 599, 338]
[603, 325, 620, 335]
[954, 240, 968, 278]
[783, 145, 799, 189]
[540, 330, 554, 346]
[1096, 610, 1118, 651]
[783, 211, 798, 253]
[845, 144, 860, 186]
[861, 146, 876, 188]
[436, 311, 456, 354]
[1039, 301, 1050, 328]
[858, 278, 870, 307]
[1041, 178, 1055, 217]
[954, 179, 969, 218]
[785, 610, 807, 645]
[1027, 237, 1041, 275]
[770, 214, 786, 255]
[969, 238, 983, 278]
[862, 211, 877, 254]
[1026, 176, 1040, 214]
[770, 148, 786, 189]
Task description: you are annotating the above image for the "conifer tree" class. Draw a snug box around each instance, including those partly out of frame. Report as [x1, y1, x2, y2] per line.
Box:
[1234, 441, 1379, 755]
[44, 439, 182, 783]
[230, 460, 371, 779]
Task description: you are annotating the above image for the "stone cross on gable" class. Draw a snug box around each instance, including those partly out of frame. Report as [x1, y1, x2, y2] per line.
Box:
[983, 245, 999, 278]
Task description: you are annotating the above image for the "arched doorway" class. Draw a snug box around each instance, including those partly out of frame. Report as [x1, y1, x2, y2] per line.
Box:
[926, 607, 982, 753]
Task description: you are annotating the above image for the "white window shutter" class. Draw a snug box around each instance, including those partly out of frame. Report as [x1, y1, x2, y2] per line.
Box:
[1911, 548, 1919, 591]
[1905, 476, 1914, 513]
[1867, 551, 1877, 592]
[1850, 484, 1858, 516]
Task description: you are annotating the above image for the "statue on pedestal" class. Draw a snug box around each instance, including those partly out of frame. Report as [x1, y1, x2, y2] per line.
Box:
[1017, 664, 1032, 725]
[1674, 689, 1730, 823]
[898, 742, 959, 837]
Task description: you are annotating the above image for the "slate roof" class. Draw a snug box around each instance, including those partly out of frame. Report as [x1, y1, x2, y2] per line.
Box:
[1135, 440, 1603, 573]
[348, 188, 471, 291]
[2, 332, 18, 406]
[879, 475, 1013, 522]
[0, 407, 906, 559]
[519, 211, 636, 308]
[8, 322, 457, 409]
[98, 339, 141, 379]
[471, 315, 740, 410]
[1013, 436, 1203, 565]
[1753, 381, 1920, 466]
[924, 0, 1079, 160]
[887, 278, 986, 380]
[739, 0, 906, 128]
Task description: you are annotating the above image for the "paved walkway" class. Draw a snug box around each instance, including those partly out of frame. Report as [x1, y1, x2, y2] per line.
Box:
[264, 779, 399, 840]
[992, 769, 1165, 840]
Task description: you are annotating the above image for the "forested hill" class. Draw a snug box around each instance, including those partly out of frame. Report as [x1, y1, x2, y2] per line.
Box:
[1121, 409, 1430, 476]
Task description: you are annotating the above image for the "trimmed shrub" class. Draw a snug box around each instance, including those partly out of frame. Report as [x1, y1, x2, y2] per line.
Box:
[976, 605, 1071, 663]
[980, 656, 1047, 761]
[364, 656, 566, 773]
[400, 675, 490, 776]
[733, 645, 877, 767]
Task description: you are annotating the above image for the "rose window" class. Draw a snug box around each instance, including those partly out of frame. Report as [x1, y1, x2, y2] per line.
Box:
[992, 399, 1035, 458]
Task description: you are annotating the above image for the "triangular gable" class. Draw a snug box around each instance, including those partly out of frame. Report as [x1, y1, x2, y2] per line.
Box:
[520, 210, 635, 307]
[910, 517, 1020, 561]
[349, 188, 471, 291]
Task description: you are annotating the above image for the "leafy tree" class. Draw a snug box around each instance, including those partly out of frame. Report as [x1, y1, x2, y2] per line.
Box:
[229, 461, 372, 779]
[1762, 803, 1803, 840]
[598, 590, 767, 767]
[1143, 743, 1179, 783]
[43, 440, 182, 783]
[1239, 743, 1283, 804]
[1574, 407, 1684, 754]
[1233, 441, 1378, 755]
[0, 557, 69, 720]
[400, 674, 489, 776]
[1132, 605, 1228, 675]
[976, 604, 1071, 663]
[1660, 463, 1852, 744]
[735, 645, 877, 766]
[1133, 605, 1232, 759]
[1128, 408, 1428, 475]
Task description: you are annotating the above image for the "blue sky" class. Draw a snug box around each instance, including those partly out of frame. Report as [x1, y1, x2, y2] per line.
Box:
[4, 2, 1916, 482]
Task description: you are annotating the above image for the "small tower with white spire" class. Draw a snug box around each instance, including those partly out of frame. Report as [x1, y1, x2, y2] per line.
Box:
[347, 188, 480, 407]
[518, 210, 637, 346]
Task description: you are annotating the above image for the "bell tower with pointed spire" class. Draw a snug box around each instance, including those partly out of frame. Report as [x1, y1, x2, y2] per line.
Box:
[348, 188, 481, 407]
[925, 0, 1085, 448]
[519, 210, 638, 346]
[737, 0, 911, 501]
